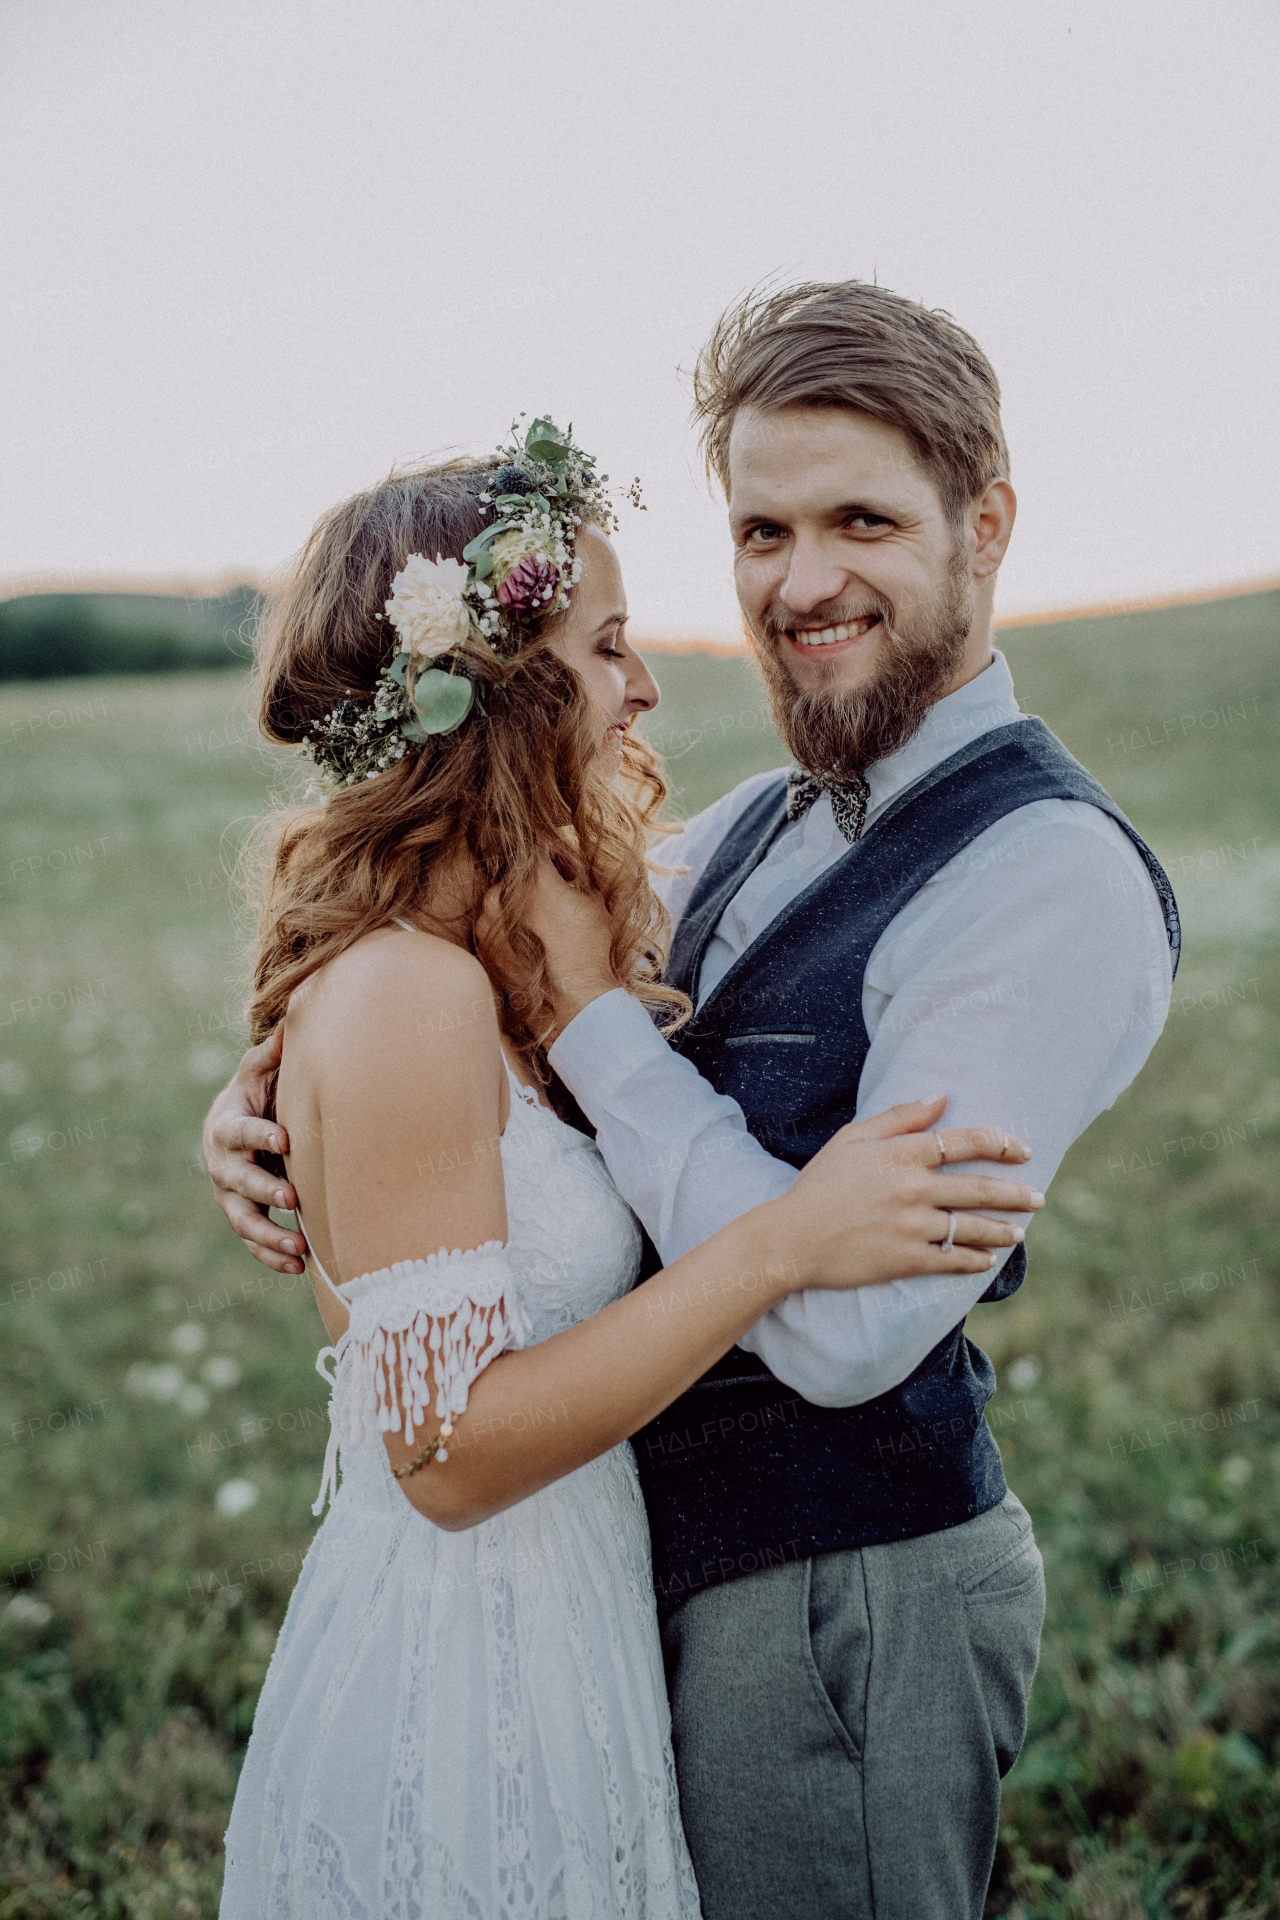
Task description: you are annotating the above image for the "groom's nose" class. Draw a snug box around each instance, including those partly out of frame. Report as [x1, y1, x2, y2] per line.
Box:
[778, 533, 853, 618]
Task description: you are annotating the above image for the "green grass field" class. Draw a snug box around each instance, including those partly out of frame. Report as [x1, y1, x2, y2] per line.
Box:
[1, 591, 1277, 1918]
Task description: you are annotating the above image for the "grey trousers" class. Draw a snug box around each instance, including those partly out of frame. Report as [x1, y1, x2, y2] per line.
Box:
[661, 1491, 1045, 1920]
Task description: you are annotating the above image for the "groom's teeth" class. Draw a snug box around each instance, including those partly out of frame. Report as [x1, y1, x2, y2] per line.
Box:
[793, 616, 876, 647]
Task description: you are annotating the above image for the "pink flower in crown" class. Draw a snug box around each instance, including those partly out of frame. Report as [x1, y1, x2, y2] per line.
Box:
[497, 551, 560, 614]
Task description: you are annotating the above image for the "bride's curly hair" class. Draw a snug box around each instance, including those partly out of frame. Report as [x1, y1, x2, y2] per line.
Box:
[243, 456, 688, 1068]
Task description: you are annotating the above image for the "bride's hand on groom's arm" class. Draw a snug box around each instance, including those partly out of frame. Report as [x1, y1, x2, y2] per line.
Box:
[392, 1090, 1041, 1532]
[201, 1027, 307, 1275]
[776, 1093, 1045, 1290]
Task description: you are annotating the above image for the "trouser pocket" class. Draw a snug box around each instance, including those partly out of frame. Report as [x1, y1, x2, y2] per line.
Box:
[804, 1550, 871, 1762]
[957, 1523, 1045, 1776]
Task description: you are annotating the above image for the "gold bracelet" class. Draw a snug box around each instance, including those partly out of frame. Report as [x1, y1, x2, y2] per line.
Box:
[392, 1420, 454, 1479]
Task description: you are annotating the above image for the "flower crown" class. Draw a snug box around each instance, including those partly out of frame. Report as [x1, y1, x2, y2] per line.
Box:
[302, 417, 623, 790]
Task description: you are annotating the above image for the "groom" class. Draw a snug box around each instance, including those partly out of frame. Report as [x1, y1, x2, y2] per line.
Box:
[205, 281, 1178, 1917]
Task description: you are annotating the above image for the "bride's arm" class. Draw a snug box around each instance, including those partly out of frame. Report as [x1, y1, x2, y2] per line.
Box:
[293, 931, 1041, 1533]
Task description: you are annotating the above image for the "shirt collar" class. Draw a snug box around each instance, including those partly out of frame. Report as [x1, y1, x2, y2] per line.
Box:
[863, 649, 1022, 824]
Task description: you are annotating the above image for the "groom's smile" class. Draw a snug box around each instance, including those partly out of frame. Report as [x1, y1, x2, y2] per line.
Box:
[786, 610, 883, 658]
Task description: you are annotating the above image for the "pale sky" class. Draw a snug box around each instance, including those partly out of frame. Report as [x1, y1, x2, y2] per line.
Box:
[3, 0, 1277, 640]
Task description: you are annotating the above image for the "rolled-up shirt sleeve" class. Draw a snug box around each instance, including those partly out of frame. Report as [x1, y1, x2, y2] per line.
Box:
[550, 799, 1173, 1407]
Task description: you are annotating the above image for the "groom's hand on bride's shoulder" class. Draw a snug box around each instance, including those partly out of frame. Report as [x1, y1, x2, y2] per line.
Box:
[202, 1027, 307, 1274]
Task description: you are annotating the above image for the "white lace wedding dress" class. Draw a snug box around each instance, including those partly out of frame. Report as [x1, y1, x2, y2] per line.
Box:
[220, 1065, 701, 1920]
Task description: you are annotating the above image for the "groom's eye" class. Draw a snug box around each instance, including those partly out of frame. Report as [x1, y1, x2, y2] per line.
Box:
[847, 512, 892, 532]
[746, 523, 786, 544]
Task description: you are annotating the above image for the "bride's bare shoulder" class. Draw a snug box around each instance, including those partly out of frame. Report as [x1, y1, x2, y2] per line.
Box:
[287, 926, 498, 1060]
[281, 927, 506, 1229]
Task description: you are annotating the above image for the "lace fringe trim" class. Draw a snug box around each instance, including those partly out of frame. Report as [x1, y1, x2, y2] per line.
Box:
[313, 1242, 528, 1516]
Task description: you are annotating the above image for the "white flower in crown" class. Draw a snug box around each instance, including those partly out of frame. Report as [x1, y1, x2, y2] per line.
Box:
[385, 554, 473, 661]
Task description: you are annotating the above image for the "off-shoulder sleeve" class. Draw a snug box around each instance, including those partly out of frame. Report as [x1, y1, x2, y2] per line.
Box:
[314, 1242, 529, 1514]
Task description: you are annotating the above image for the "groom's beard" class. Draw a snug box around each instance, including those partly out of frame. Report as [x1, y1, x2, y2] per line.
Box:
[748, 551, 974, 781]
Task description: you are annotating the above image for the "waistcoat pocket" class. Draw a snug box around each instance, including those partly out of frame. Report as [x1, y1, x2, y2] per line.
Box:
[723, 1031, 817, 1047]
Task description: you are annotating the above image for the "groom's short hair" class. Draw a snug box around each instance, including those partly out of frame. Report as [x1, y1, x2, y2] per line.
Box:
[693, 280, 1009, 524]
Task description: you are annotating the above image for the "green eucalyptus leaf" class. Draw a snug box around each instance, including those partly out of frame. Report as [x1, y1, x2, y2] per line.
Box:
[524, 418, 570, 464]
[387, 652, 410, 685]
[402, 669, 474, 740]
[462, 522, 512, 562]
[474, 549, 495, 580]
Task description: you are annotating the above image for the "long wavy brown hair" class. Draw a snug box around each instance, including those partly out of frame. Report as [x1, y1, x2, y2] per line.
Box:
[243, 456, 687, 1076]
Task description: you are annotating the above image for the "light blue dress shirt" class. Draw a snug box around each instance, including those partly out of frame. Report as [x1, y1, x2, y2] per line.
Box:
[549, 652, 1173, 1407]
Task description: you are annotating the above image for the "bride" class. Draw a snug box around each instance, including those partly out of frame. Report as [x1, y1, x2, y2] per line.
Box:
[216, 420, 1041, 1918]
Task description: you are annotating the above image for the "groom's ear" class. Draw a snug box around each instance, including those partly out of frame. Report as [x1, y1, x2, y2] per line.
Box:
[966, 479, 1017, 579]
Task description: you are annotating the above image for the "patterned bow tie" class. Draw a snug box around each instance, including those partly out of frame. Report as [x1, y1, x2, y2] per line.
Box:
[785, 767, 871, 845]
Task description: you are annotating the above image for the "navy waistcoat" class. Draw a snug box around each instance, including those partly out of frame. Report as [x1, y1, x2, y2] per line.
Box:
[634, 717, 1179, 1612]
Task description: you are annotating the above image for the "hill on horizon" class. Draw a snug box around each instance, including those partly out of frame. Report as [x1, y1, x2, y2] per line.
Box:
[0, 587, 259, 680]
